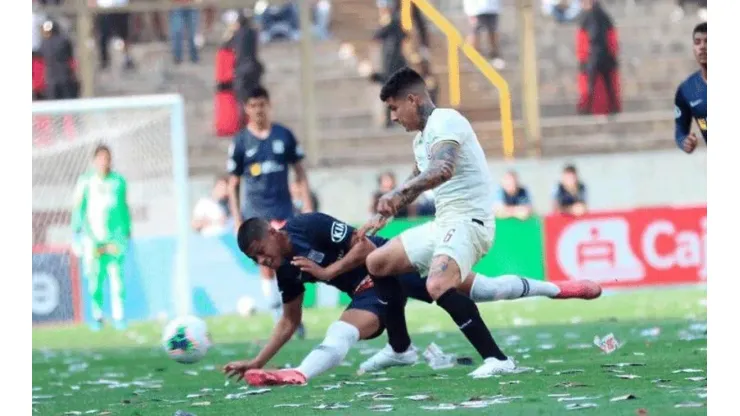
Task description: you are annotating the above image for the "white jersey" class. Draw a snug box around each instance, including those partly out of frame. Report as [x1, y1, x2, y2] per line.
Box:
[412, 108, 495, 223]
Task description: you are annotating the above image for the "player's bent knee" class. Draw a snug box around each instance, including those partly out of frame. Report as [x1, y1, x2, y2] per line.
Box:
[426, 277, 457, 301]
[366, 249, 392, 277]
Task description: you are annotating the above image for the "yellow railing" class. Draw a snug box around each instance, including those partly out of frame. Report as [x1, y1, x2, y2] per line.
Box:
[401, 0, 514, 158]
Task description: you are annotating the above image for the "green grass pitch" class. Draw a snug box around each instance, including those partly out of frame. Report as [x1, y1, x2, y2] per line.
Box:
[33, 287, 706, 415]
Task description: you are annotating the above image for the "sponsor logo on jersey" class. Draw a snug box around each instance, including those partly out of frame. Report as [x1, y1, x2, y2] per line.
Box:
[331, 221, 348, 243]
[272, 140, 285, 154]
[248, 161, 286, 177]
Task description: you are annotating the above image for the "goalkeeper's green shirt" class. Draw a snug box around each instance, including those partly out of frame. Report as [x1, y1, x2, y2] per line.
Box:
[71, 171, 131, 244]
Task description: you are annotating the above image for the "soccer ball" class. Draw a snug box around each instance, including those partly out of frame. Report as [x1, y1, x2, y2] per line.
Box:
[161, 316, 211, 364]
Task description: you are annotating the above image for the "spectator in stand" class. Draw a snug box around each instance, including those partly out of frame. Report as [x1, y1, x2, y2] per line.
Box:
[672, 0, 707, 23]
[371, 4, 407, 128]
[578, 0, 619, 115]
[233, 13, 264, 108]
[541, 0, 581, 24]
[170, 0, 200, 64]
[388, 0, 430, 55]
[40, 20, 79, 100]
[132, 4, 166, 43]
[192, 176, 231, 237]
[493, 171, 533, 220]
[96, 0, 135, 70]
[312, 0, 333, 40]
[32, 3, 46, 100]
[254, 1, 300, 43]
[463, 0, 505, 69]
[552, 164, 587, 217]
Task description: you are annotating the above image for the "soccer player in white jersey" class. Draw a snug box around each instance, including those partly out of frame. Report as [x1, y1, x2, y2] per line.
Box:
[359, 67, 600, 377]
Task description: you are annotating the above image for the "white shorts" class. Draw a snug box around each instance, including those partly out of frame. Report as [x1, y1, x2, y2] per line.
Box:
[399, 218, 495, 281]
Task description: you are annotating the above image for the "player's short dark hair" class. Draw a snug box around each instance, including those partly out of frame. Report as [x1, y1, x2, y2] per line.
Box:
[245, 86, 270, 102]
[563, 164, 578, 174]
[693, 22, 706, 37]
[93, 144, 111, 157]
[379, 67, 427, 101]
[237, 217, 270, 255]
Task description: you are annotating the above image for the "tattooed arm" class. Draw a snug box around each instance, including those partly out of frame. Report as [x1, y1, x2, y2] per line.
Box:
[380, 141, 459, 216]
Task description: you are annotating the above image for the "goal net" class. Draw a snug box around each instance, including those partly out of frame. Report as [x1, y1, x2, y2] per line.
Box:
[32, 94, 191, 326]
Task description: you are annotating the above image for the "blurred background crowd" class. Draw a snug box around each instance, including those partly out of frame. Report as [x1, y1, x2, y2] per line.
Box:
[31, 0, 707, 230]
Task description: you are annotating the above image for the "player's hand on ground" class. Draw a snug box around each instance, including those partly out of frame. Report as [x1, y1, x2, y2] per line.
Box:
[291, 256, 332, 280]
[682, 133, 699, 153]
[223, 359, 260, 382]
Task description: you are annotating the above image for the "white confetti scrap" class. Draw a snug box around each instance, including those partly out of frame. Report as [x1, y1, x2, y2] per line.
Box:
[566, 403, 598, 410]
[421, 403, 457, 410]
[675, 402, 704, 408]
[406, 395, 431, 401]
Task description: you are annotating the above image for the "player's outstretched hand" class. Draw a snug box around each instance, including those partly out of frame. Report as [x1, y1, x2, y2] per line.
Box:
[223, 360, 260, 382]
[359, 214, 390, 237]
[682, 133, 699, 153]
[376, 191, 403, 217]
[291, 256, 332, 281]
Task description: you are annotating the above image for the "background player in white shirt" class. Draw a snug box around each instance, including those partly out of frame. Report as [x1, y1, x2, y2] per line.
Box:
[360, 68, 519, 377]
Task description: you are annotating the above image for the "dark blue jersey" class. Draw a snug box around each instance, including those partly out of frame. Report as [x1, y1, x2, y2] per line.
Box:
[674, 71, 707, 148]
[275, 213, 387, 304]
[227, 123, 303, 220]
[495, 186, 531, 207]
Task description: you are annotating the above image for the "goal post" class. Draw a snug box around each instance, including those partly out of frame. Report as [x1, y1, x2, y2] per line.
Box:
[32, 94, 191, 324]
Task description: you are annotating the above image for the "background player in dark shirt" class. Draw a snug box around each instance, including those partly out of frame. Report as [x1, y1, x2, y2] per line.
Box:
[674, 22, 707, 154]
[222, 213, 600, 386]
[227, 86, 313, 333]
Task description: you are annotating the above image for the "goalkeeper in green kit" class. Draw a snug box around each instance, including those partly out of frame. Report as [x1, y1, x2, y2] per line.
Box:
[71, 145, 132, 331]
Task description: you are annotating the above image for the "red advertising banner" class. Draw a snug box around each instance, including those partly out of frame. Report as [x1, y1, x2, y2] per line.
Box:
[544, 206, 706, 288]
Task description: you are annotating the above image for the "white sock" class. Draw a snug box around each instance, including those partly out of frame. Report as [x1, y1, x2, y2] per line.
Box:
[296, 321, 359, 379]
[261, 277, 283, 322]
[108, 263, 124, 322]
[469, 274, 560, 302]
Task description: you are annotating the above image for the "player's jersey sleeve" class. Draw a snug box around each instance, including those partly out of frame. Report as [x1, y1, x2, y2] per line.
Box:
[674, 85, 693, 149]
[276, 264, 305, 304]
[227, 133, 246, 176]
[299, 212, 354, 252]
[284, 127, 305, 164]
[427, 111, 466, 147]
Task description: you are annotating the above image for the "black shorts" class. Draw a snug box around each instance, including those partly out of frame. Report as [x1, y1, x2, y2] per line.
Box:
[473, 13, 498, 34]
[345, 273, 430, 340]
[99, 13, 130, 40]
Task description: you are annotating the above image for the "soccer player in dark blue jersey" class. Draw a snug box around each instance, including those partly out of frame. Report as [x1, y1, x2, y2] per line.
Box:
[227, 86, 313, 334]
[222, 213, 600, 386]
[674, 22, 707, 154]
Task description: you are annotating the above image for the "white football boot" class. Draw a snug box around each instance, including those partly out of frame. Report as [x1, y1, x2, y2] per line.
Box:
[358, 344, 418, 374]
[468, 357, 517, 378]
